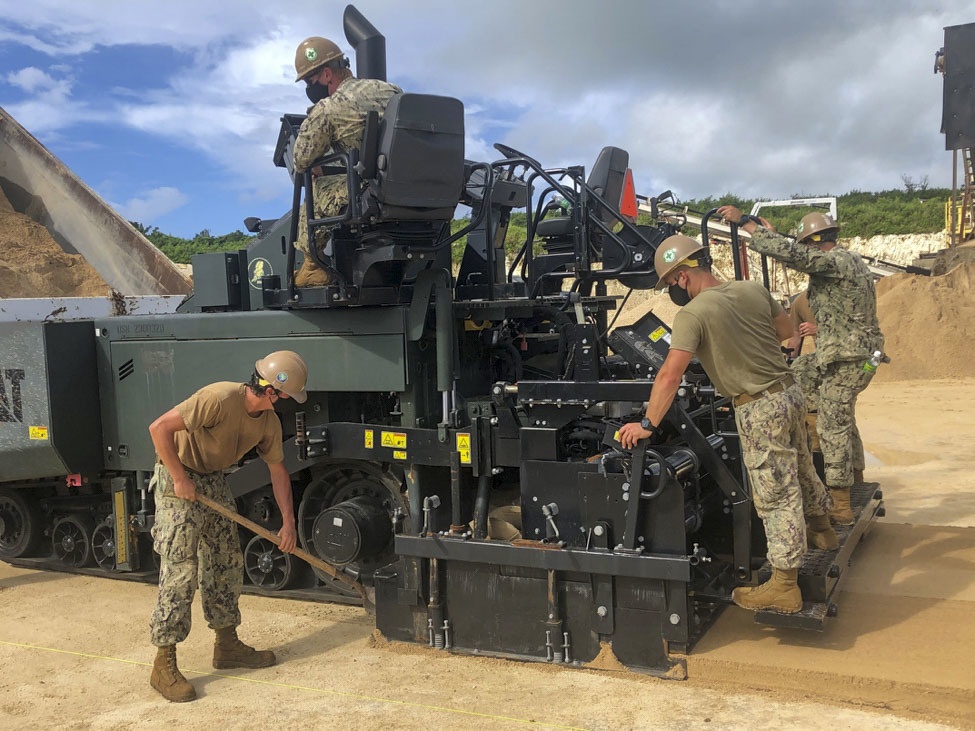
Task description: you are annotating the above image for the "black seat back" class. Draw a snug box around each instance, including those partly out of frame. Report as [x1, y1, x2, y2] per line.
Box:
[366, 93, 465, 220]
[586, 146, 629, 226]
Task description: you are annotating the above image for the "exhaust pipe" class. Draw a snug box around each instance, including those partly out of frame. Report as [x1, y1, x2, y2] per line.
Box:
[343, 5, 386, 81]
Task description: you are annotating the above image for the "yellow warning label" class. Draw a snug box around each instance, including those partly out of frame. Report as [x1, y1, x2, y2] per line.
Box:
[29, 426, 49, 440]
[364, 430, 374, 449]
[459, 449, 471, 464]
[392, 450, 407, 460]
[456, 433, 471, 451]
[381, 431, 407, 449]
[649, 326, 667, 342]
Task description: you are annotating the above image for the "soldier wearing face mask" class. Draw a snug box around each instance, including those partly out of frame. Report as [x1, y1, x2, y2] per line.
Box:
[618, 234, 836, 615]
[719, 206, 884, 527]
[290, 36, 402, 287]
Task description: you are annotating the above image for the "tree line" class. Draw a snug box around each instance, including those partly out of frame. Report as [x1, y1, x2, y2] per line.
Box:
[129, 223, 254, 264]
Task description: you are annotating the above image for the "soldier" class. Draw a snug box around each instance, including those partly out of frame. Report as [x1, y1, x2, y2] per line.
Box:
[786, 289, 867, 479]
[618, 235, 836, 615]
[722, 206, 883, 525]
[146, 351, 308, 702]
[290, 36, 402, 286]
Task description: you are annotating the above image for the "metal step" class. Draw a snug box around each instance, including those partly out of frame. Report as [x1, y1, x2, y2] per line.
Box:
[753, 482, 883, 631]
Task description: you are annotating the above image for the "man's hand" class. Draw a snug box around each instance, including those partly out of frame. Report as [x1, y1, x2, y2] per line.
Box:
[716, 205, 744, 224]
[617, 422, 652, 450]
[277, 523, 297, 554]
[798, 322, 818, 337]
[173, 475, 197, 501]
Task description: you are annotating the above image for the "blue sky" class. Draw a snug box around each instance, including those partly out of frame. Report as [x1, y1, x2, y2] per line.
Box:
[1, 0, 973, 238]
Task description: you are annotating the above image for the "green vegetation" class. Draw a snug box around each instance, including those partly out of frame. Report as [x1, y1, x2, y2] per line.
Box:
[138, 186, 950, 265]
[129, 222, 254, 264]
[685, 188, 949, 239]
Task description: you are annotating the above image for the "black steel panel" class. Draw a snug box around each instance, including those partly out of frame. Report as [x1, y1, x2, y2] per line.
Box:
[942, 22, 975, 150]
[394, 534, 690, 581]
[47, 321, 102, 475]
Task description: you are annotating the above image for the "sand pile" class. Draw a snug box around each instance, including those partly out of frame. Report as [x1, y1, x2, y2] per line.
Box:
[0, 188, 110, 298]
[874, 259, 975, 382]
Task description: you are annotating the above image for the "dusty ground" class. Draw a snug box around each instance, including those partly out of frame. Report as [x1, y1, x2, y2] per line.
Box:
[1, 377, 973, 730]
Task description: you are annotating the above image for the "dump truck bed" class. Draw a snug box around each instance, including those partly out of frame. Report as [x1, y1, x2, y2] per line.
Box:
[0, 106, 192, 297]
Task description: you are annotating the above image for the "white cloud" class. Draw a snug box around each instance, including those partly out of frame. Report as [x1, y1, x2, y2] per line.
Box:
[2, 0, 974, 235]
[5, 67, 57, 92]
[114, 187, 189, 224]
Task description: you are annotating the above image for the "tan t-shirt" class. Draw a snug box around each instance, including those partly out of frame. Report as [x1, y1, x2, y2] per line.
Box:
[670, 281, 790, 399]
[173, 382, 284, 474]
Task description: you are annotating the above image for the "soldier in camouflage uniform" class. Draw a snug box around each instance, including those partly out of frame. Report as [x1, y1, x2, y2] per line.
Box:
[146, 351, 308, 702]
[723, 207, 883, 526]
[619, 235, 836, 616]
[290, 36, 402, 287]
[786, 289, 866, 475]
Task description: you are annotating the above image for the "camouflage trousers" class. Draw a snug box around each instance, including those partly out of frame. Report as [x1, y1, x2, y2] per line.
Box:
[794, 357, 872, 487]
[735, 383, 832, 570]
[294, 175, 347, 256]
[148, 462, 243, 647]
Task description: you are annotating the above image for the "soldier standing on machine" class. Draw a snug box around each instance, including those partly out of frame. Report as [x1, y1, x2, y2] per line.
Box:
[722, 206, 884, 526]
[786, 289, 868, 483]
[618, 234, 836, 615]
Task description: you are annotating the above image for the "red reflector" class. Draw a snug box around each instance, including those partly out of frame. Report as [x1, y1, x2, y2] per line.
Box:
[619, 169, 638, 222]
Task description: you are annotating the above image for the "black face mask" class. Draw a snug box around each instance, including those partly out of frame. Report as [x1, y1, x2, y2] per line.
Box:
[306, 81, 330, 105]
[668, 281, 691, 307]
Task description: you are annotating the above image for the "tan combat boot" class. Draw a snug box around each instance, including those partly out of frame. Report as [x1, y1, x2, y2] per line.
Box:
[829, 487, 855, 526]
[294, 256, 331, 287]
[150, 645, 196, 702]
[807, 513, 839, 550]
[213, 627, 276, 669]
[732, 567, 802, 614]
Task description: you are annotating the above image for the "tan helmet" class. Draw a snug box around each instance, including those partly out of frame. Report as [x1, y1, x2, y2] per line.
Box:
[255, 350, 309, 403]
[653, 234, 705, 290]
[796, 212, 838, 244]
[294, 36, 343, 82]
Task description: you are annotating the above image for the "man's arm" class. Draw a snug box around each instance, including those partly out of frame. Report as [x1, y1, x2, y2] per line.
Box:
[617, 348, 694, 449]
[267, 461, 297, 553]
[148, 408, 196, 501]
[293, 103, 335, 172]
[716, 205, 840, 277]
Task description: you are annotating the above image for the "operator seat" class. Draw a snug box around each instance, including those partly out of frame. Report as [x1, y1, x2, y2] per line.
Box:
[530, 146, 629, 294]
[332, 93, 465, 293]
[359, 93, 465, 221]
[535, 146, 629, 240]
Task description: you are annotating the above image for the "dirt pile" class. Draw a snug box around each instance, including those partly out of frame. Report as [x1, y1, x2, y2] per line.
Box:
[874, 259, 975, 381]
[0, 188, 110, 298]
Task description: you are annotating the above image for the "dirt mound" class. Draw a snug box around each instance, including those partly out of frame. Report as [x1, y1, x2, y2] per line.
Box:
[874, 259, 975, 382]
[0, 189, 110, 298]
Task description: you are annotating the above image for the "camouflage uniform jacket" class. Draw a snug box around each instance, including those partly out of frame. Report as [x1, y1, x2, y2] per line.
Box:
[293, 76, 402, 172]
[749, 227, 884, 365]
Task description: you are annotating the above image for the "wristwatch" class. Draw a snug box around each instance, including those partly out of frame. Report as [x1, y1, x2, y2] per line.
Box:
[640, 417, 655, 432]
